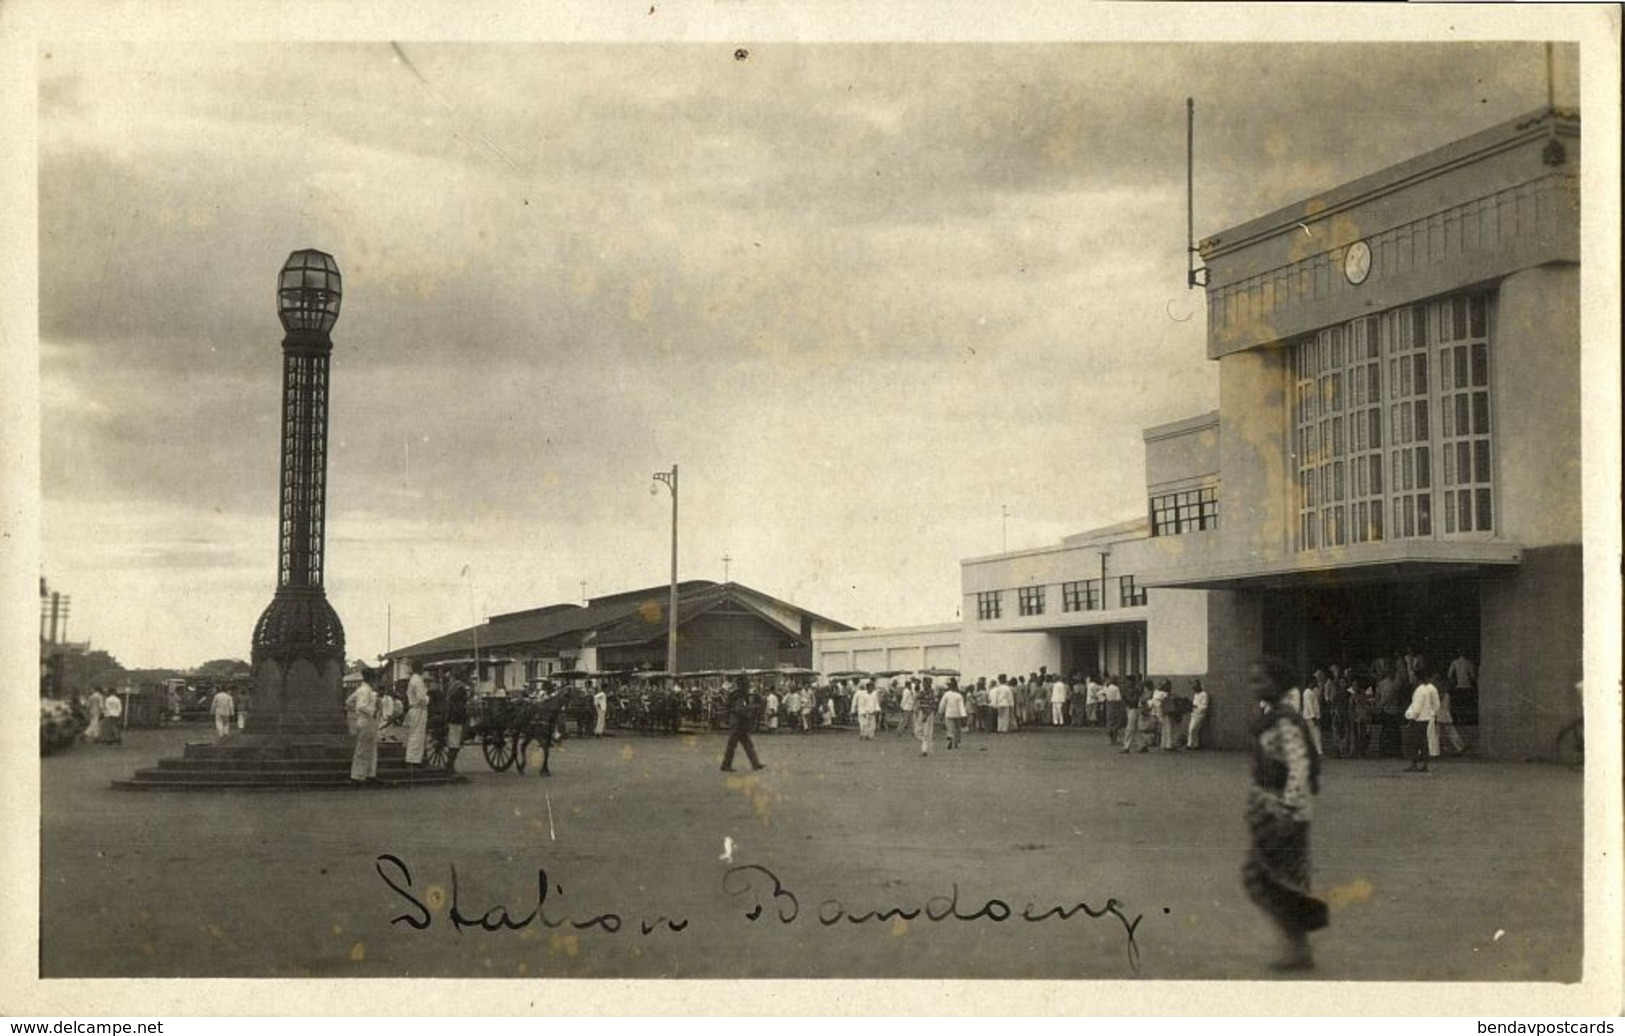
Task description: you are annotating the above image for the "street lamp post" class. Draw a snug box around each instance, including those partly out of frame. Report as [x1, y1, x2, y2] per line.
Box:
[652, 464, 679, 677]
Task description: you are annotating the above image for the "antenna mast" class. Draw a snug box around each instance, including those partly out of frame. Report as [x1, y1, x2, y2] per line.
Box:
[1187, 97, 1209, 289]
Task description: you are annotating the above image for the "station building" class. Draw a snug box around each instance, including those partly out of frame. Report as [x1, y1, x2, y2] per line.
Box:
[817, 107, 1582, 758]
[388, 580, 852, 693]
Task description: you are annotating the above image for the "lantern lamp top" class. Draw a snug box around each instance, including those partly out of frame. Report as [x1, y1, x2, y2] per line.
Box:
[277, 249, 342, 333]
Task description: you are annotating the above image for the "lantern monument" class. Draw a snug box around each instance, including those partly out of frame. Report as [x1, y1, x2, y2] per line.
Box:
[115, 251, 460, 787]
[249, 249, 348, 737]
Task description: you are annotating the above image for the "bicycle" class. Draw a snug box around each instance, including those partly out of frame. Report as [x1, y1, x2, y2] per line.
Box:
[1553, 715, 1584, 769]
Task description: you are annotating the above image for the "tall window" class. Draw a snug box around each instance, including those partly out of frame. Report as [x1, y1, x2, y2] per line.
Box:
[1291, 325, 1346, 549]
[1063, 579, 1102, 612]
[1018, 586, 1046, 616]
[1119, 576, 1146, 607]
[976, 591, 1002, 621]
[1439, 295, 1494, 534]
[1290, 291, 1492, 551]
[1347, 316, 1385, 543]
[1150, 487, 1219, 536]
[1389, 305, 1432, 539]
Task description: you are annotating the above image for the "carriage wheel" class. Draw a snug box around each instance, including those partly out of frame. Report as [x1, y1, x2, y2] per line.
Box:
[425, 737, 450, 770]
[482, 734, 516, 771]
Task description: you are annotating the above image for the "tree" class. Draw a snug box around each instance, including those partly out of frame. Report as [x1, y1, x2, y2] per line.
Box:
[193, 658, 251, 679]
[68, 650, 128, 694]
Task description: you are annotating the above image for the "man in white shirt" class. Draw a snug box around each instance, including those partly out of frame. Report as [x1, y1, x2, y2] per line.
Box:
[764, 689, 780, 734]
[345, 673, 380, 783]
[1186, 680, 1210, 750]
[855, 682, 880, 740]
[1403, 669, 1442, 773]
[1103, 677, 1123, 743]
[404, 665, 430, 765]
[593, 684, 609, 737]
[937, 681, 967, 749]
[1049, 676, 1069, 727]
[1301, 673, 1323, 754]
[992, 676, 1013, 733]
[210, 686, 235, 741]
[101, 689, 125, 745]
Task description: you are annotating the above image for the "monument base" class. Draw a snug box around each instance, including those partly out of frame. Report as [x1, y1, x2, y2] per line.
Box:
[112, 736, 465, 790]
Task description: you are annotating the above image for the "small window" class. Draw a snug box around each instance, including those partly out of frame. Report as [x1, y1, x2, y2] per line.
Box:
[1018, 586, 1046, 617]
[1119, 576, 1147, 608]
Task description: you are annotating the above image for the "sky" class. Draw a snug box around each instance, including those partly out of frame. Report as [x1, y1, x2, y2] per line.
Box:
[33, 31, 1582, 669]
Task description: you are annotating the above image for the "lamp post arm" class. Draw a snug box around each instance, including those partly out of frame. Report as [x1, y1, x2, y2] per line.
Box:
[668, 465, 679, 676]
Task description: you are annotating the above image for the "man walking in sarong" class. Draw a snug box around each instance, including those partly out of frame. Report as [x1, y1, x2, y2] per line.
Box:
[1242, 656, 1328, 971]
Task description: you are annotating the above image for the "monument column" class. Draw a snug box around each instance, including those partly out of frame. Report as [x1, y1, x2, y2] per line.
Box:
[249, 249, 348, 739]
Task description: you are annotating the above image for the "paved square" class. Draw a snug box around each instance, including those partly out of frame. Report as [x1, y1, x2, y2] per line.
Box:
[41, 722, 1581, 980]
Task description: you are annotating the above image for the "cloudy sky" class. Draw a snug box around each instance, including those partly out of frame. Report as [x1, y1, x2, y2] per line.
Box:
[33, 26, 1582, 669]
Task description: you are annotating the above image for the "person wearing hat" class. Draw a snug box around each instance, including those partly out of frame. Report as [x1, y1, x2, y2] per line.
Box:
[719, 676, 765, 772]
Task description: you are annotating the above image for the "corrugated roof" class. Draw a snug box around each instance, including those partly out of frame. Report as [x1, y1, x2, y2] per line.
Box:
[386, 580, 852, 660]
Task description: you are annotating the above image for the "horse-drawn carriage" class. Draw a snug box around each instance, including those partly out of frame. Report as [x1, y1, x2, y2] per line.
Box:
[420, 661, 579, 773]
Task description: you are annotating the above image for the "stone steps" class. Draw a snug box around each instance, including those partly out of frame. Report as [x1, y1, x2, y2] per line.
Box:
[111, 773, 461, 791]
[113, 735, 464, 791]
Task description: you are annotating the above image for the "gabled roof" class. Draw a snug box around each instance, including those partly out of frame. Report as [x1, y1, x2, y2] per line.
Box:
[386, 580, 852, 660]
[589, 582, 804, 649]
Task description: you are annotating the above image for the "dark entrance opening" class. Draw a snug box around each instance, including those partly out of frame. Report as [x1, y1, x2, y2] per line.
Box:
[1261, 576, 1482, 723]
[1060, 623, 1147, 682]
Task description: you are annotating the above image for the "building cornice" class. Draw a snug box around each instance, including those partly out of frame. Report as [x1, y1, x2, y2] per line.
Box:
[1199, 108, 1578, 261]
[1141, 538, 1524, 590]
[1143, 410, 1220, 444]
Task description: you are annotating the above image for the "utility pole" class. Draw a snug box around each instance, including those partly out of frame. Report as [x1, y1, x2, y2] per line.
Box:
[652, 464, 679, 676]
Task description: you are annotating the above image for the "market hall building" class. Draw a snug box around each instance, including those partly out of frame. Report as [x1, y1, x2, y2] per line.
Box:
[817, 107, 1582, 758]
[387, 580, 852, 694]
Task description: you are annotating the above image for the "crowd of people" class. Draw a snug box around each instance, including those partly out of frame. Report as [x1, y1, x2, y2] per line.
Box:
[804, 670, 1213, 755]
[1268, 649, 1478, 770]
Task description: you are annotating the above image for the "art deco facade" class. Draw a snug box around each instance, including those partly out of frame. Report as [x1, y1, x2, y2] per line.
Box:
[818, 108, 1583, 758]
